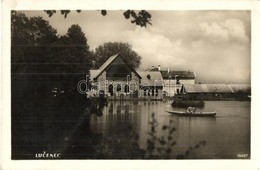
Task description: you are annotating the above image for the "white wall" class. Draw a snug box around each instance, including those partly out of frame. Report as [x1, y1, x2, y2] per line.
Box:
[163, 79, 195, 96]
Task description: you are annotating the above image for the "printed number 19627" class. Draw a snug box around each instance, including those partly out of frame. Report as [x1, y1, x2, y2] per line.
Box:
[237, 153, 248, 158]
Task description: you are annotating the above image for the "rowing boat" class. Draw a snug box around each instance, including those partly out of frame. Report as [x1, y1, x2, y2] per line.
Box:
[166, 110, 216, 117]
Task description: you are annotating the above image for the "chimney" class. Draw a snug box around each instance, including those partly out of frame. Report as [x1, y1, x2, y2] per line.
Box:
[158, 65, 161, 71]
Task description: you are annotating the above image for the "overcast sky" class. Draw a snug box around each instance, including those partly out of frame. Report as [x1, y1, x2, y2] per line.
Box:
[23, 10, 251, 84]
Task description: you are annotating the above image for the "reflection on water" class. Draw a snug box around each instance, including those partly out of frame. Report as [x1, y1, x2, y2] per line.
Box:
[12, 99, 250, 159]
[90, 101, 250, 159]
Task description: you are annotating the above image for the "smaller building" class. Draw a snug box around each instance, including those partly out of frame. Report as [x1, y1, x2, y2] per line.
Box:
[137, 71, 164, 100]
[160, 70, 196, 96]
[180, 84, 251, 101]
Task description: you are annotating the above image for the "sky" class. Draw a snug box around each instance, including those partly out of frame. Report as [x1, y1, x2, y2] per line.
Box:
[23, 10, 251, 84]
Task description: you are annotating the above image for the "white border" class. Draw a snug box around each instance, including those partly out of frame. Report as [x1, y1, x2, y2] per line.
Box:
[1, 0, 260, 170]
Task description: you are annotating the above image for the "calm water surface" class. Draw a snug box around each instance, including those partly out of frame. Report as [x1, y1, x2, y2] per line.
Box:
[90, 101, 250, 159]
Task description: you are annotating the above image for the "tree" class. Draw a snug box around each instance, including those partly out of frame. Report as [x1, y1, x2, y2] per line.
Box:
[11, 12, 91, 98]
[44, 10, 152, 27]
[67, 24, 88, 46]
[48, 24, 90, 64]
[91, 42, 141, 69]
[11, 11, 58, 76]
[11, 11, 58, 64]
[11, 11, 59, 102]
[45, 24, 91, 93]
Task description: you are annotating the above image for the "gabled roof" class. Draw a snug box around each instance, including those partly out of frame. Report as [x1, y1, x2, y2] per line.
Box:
[91, 53, 142, 79]
[92, 54, 119, 79]
[98, 54, 119, 73]
[89, 70, 100, 80]
[160, 70, 195, 79]
[137, 71, 164, 87]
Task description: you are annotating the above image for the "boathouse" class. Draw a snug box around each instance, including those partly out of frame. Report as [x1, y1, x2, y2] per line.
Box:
[180, 84, 251, 101]
[89, 54, 142, 99]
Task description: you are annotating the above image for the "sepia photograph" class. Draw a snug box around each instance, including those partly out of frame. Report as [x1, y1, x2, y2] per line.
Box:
[3, 0, 260, 169]
[10, 10, 251, 160]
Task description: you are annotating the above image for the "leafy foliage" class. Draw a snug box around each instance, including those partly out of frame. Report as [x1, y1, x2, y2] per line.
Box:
[145, 113, 206, 159]
[67, 24, 88, 46]
[11, 11, 91, 99]
[11, 11, 58, 64]
[44, 10, 81, 18]
[47, 24, 90, 67]
[44, 10, 152, 27]
[91, 42, 141, 69]
[123, 10, 152, 27]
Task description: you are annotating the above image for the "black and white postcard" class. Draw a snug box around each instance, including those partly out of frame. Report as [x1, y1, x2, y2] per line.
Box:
[1, 0, 260, 170]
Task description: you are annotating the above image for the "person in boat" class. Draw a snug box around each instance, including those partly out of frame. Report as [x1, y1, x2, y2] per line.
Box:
[186, 106, 193, 114]
[186, 106, 197, 114]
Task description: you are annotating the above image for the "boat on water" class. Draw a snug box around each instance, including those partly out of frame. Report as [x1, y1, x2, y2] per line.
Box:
[166, 110, 216, 117]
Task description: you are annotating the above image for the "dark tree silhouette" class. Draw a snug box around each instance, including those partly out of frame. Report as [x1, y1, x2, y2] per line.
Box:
[11, 12, 91, 98]
[91, 42, 142, 69]
[11, 11, 58, 65]
[44, 10, 152, 27]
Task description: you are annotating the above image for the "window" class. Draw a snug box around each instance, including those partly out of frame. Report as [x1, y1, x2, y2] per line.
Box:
[124, 85, 129, 93]
[155, 88, 158, 96]
[116, 84, 121, 92]
[109, 84, 113, 96]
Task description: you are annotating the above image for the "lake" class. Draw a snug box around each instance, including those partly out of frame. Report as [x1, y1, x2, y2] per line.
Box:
[89, 100, 250, 159]
[12, 99, 250, 159]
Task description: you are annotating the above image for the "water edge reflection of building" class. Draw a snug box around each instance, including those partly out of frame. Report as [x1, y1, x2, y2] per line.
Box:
[90, 101, 141, 137]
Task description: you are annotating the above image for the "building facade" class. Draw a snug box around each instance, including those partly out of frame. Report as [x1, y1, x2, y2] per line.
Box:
[89, 54, 164, 100]
[88, 54, 196, 100]
[137, 71, 164, 100]
[89, 54, 141, 99]
[160, 70, 196, 97]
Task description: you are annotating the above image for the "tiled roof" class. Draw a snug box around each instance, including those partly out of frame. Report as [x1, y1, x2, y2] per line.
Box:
[160, 70, 195, 79]
[205, 84, 231, 93]
[228, 84, 251, 93]
[182, 84, 205, 93]
[137, 71, 164, 87]
[182, 84, 251, 93]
